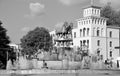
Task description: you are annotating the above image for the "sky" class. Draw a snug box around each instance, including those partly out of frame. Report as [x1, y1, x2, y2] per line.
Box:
[0, 0, 120, 44]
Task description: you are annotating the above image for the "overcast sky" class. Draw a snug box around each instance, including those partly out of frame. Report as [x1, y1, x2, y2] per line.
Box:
[0, 0, 120, 43]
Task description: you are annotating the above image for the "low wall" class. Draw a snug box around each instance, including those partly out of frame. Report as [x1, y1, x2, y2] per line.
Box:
[37, 61, 62, 69]
[8, 58, 119, 70]
[1, 69, 120, 75]
[36, 60, 81, 69]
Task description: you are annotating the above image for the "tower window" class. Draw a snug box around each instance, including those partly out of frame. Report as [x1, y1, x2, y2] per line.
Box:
[103, 20, 105, 25]
[95, 19, 96, 24]
[87, 28, 89, 36]
[97, 29, 100, 36]
[110, 41, 112, 47]
[80, 41, 82, 46]
[83, 40, 86, 46]
[92, 9, 93, 14]
[110, 51, 112, 57]
[97, 40, 100, 46]
[87, 40, 89, 47]
[83, 28, 86, 37]
[98, 10, 100, 14]
[80, 29, 82, 37]
[110, 31, 112, 38]
[95, 10, 96, 14]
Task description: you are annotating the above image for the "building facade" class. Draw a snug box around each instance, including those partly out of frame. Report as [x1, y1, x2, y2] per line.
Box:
[9, 43, 21, 60]
[72, 5, 120, 62]
[50, 23, 73, 48]
[50, 22, 73, 55]
[50, 5, 120, 62]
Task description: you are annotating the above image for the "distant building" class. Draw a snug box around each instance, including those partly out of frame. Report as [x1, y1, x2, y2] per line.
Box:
[9, 43, 21, 59]
[50, 22, 73, 55]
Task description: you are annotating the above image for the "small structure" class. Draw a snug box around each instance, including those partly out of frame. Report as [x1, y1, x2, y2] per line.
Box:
[9, 43, 21, 60]
[50, 22, 73, 60]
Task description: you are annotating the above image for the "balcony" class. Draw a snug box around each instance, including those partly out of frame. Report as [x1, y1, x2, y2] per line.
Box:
[54, 35, 72, 41]
[55, 42, 73, 48]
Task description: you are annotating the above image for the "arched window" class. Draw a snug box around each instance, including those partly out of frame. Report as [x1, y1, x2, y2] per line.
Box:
[110, 31, 112, 38]
[101, 20, 103, 25]
[74, 32, 76, 38]
[110, 41, 112, 47]
[98, 19, 99, 24]
[97, 10, 99, 15]
[87, 40, 89, 47]
[110, 51, 112, 57]
[98, 10, 100, 15]
[95, 10, 96, 14]
[98, 19, 101, 25]
[97, 40, 100, 46]
[100, 20, 102, 25]
[92, 9, 93, 14]
[89, 20, 90, 24]
[101, 28, 104, 36]
[80, 41, 82, 46]
[80, 29, 82, 37]
[97, 48, 100, 56]
[83, 40, 86, 46]
[83, 28, 86, 37]
[95, 19, 97, 24]
[97, 28, 100, 36]
[87, 28, 89, 36]
[103, 20, 105, 25]
[92, 19, 94, 24]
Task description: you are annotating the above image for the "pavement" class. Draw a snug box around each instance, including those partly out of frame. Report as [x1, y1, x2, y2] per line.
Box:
[0, 69, 120, 76]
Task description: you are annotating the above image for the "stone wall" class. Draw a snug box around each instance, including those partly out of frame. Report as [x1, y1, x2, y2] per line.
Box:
[36, 60, 81, 70]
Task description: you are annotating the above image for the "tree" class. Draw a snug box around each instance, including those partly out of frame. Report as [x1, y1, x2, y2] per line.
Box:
[115, 11, 120, 26]
[0, 21, 11, 69]
[20, 27, 52, 57]
[101, 3, 120, 26]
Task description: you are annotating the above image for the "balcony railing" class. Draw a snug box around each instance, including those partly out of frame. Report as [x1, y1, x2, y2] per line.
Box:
[54, 36, 72, 41]
[55, 42, 73, 47]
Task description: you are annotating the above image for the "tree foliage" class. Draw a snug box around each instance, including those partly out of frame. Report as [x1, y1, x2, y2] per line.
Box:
[20, 27, 52, 56]
[0, 21, 10, 69]
[101, 3, 120, 26]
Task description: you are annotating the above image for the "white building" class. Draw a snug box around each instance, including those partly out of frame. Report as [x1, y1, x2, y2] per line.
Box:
[72, 5, 120, 62]
[9, 43, 21, 59]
